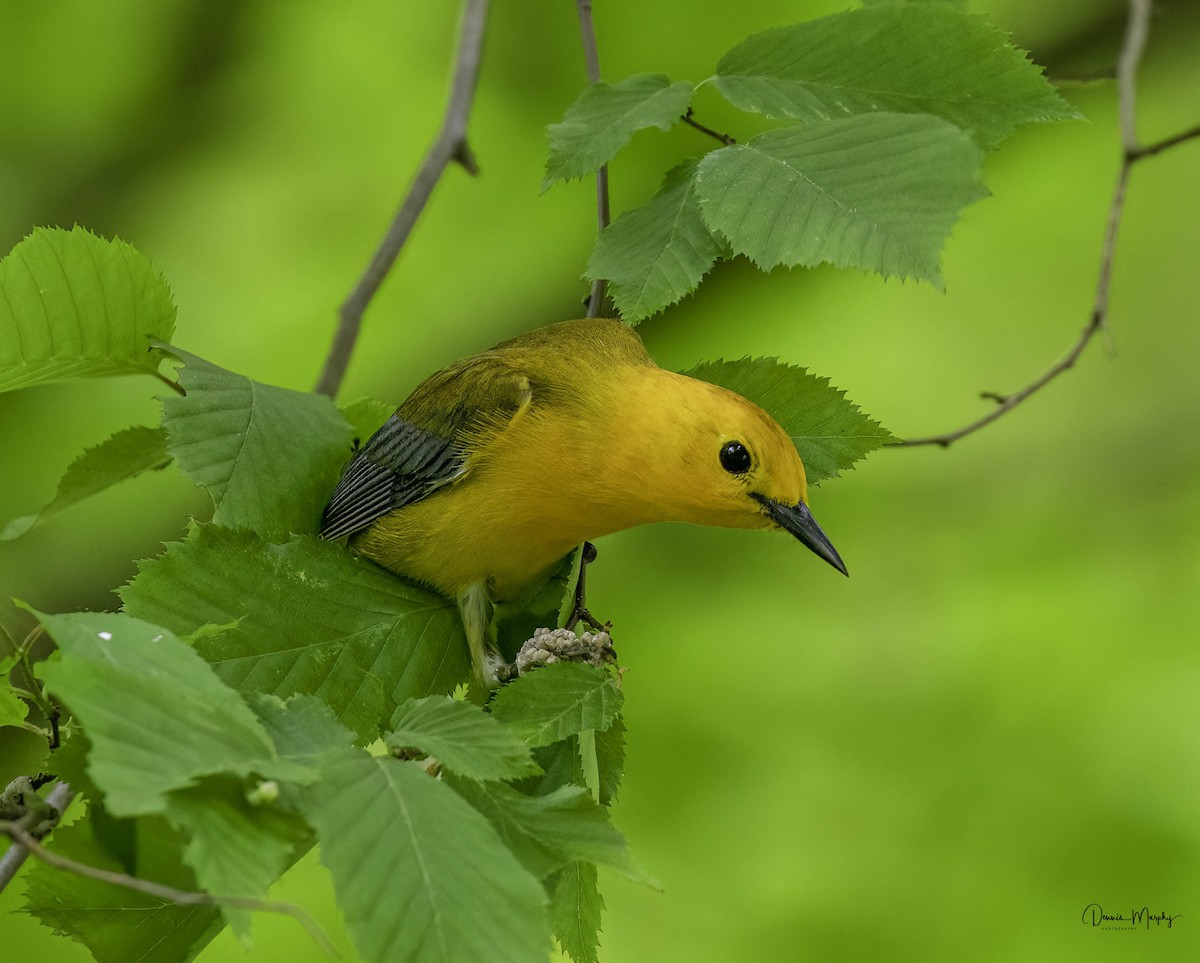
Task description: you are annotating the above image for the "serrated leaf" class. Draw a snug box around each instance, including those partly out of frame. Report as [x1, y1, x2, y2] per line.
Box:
[519, 719, 625, 807]
[160, 348, 353, 538]
[0, 227, 176, 392]
[714, 4, 1077, 150]
[446, 776, 649, 884]
[490, 663, 622, 748]
[550, 861, 604, 963]
[24, 813, 223, 963]
[165, 775, 310, 943]
[586, 161, 724, 323]
[120, 525, 468, 741]
[695, 115, 985, 286]
[594, 716, 626, 807]
[1, 426, 170, 541]
[387, 696, 540, 781]
[306, 749, 549, 963]
[33, 609, 306, 816]
[684, 357, 892, 483]
[543, 73, 693, 189]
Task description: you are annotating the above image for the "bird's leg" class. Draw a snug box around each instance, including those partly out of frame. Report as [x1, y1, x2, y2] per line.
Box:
[565, 541, 606, 633]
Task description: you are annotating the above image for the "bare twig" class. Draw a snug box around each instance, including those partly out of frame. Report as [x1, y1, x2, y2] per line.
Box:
[894, 0, 1194, 448]
[1128, 122, 1200, 160]
[314, 0, 490, 397]
[0, 780, 73, 893]
[0, 795, 337, 956]
[682, 108, 736, 146]
[575, 0, 610, 318]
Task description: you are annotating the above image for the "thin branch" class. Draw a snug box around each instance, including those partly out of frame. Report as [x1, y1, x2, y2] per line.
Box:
[314, 0, 490, 397]
[0, 801, 337, 957]
[894, 0, 1186, 449]
[576, 0, 610, 318]
[682, 108, 736, 146]
[0, 781, 73, 893]
[1128, 122, 1200, 160]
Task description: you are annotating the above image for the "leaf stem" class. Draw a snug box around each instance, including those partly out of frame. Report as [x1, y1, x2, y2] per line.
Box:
[575, 0, 610, 318]
[314, 0, 490, 397]
[893, 0, 1194, 448]
[152, 370, 186, 396]
[682, 108, 736, 146]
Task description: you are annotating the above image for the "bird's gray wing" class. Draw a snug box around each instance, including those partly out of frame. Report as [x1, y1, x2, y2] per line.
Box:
[319, 414, 463, 540]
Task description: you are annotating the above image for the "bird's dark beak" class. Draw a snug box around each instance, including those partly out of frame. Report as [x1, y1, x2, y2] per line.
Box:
[752, 494, 848, 576]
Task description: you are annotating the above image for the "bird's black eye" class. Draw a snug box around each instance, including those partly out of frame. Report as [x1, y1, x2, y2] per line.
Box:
[719, 441, 752, 474]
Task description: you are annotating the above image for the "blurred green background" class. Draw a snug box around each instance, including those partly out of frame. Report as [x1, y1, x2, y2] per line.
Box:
[2, 0, 1198, 960]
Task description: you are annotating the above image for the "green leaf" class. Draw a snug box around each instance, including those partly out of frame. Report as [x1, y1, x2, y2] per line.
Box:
[519, 719, 625, 807]
[594, 716, 626, 807]
[0, 653, 29, 726]
[386, 696, 540, 781]
[249, 692, 356, 764]
[88, 799, 139, 877]
[160, 347, 353, 538]
[340, 396, 394, 443]
[714, 4, 1077, 150]
[683, 357, 892, 483]
[446, 776, 649, 884]
[543, 73, 693, 189]
[0, 227, 176, 392]
[25, 814, 223, 963]
[490, 663, 622, 748]
[120, 525, 469, 741]
[33, 609, 305, 816]
[306, 749, 549, 963]
[165, 775, 310, 943]
[0, 725, 48, 788]
[550, 861, 604, 963]
[586, 161, 724, 323]
[1, 426, 170, 541]
[695, 114, 985, 286]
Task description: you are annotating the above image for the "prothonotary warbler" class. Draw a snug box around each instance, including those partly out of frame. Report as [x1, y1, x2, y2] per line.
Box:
[321, 317, 846, 691]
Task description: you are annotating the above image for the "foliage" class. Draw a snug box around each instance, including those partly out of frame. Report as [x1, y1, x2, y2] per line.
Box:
[554, 2, 1075, 320]
[0, 1, 1078, 961]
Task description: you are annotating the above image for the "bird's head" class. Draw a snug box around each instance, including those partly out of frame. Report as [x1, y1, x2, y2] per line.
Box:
[647, 371, 848, 576]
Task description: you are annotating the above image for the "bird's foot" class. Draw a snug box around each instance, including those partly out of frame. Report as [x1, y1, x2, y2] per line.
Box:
[565, 541, 605, 632]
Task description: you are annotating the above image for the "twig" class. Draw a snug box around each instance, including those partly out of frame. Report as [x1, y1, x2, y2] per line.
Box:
[0, 799, 338, 957]
[0, 780, 73, 893]
[682, 108, 736, 146]
[894, 0, 1191, 448]
[575, 0, 610, 318]
[314, 0, 490, 397]
[1128, 122, 1200, 160]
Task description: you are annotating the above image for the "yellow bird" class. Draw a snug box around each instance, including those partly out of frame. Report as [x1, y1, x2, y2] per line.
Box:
[322, 318, 845, 690]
